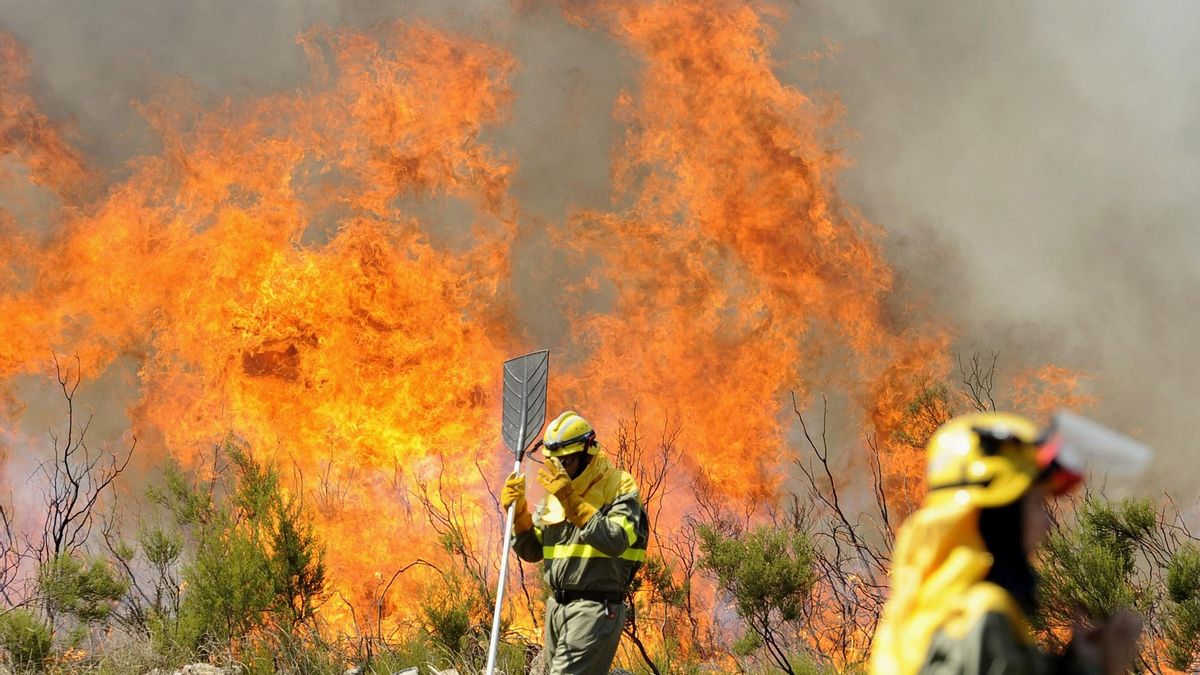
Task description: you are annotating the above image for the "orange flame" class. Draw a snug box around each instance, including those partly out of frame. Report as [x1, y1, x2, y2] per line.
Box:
[1012, 364, 1095, 419]
[0, 23, 519, 628]
[0, 0, 1063, 658]
[554, 0, 947, 500]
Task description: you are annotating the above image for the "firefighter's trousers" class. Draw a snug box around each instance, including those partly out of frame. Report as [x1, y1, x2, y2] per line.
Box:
[543, 595, 625, 674]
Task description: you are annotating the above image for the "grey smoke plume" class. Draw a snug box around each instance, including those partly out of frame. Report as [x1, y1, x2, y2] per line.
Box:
[781, 0, 1200, 492]
[1, 0, 1194, 493]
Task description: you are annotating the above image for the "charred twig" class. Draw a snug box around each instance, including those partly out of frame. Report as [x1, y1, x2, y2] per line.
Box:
[958, 351, 1000, 413]
[34, 355, 137, 566]
[0, 496, 26, 607]
[789, 391, 891, 665]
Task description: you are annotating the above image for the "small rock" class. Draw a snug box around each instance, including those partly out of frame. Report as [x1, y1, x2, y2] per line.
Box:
[175, 666, 228, 675]
[392, 669, 418, 675]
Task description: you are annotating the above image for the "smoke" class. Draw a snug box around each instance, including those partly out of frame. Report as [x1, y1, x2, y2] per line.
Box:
[1, 0, 1191, 496]
[0, 0, 623, 347]
[776, 0, 1200, 493]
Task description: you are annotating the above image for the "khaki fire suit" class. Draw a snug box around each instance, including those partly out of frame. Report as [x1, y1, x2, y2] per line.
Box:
[917, 583, 1100, 675]
[871, 504, 1101, 675]
[512, 454, 646, 675]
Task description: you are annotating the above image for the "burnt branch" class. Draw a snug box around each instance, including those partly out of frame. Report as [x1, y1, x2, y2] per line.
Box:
[864, 432, 894, 552]
[312, 454, 357, 518]
[0, 496, 24, 607]
[958, 351, 999, 413]
[412, 465, 492, 607]
[790, 391, 891, 666]
[33, 354, 135, 566]
[611, 404, 680, 535]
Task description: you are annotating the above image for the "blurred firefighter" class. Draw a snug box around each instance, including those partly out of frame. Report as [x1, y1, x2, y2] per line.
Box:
[870, 412, 1143, 675]
[499, 410, 647, 675]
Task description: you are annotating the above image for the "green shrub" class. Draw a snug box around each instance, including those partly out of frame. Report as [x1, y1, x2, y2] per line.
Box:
[178, 521, 274, 650]
[699, 523, 816, 674]
[39, 553, 128, 624]
[0, 609, 52, 668]
[1166, 544, 1200, 670]
[699, 524, 814, 624]
[420, 573, 485, 655]
[269, 497, 327, 626]
[1038, 497, 1149, 625]
[1168, 543, 1200, 603]
[150, 440, 328, 655]
[139, 526, 183, 568]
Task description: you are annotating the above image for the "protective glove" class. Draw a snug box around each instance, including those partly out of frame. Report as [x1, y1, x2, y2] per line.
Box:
[500, 472, 533, 534]
[537, 461, 596, 528]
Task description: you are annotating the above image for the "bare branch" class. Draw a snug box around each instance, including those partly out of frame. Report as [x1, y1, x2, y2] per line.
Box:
[958, 351, 999, 413]
[32, 354, 136, 568]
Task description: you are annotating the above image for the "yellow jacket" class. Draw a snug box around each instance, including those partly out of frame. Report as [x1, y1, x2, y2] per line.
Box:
[512, 454, 646, 593]
[870, 504, 1098, 675]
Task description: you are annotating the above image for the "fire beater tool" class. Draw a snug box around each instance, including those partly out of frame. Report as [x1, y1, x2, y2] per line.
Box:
[485, 349, 549, 675]
[1043, 409, 1151, 478]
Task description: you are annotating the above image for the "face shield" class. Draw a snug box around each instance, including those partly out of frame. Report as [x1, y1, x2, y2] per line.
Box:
[1036, 410, 1151, 494]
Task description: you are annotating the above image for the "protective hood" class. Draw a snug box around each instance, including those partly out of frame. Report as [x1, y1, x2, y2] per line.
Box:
[537, 454, 634, 526]
[869, 503, 1030, 675]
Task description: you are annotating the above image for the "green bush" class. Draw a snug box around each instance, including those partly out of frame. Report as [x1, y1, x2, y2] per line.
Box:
[178, 521, 274, 650]
[0, 609, 52, 668]
[269, 497, 327, 626]
[420, 572, 487, 655]
[139, 526, 183, 568]
[149, 441, 328, 655]
[1038, 497, 1149, 625]
[699, 524, 814, 624]
[1168, 543, 1200, 603]
[637, 556, 687, 608]
[699, 523, 816, 674]
[423, 599, 472, 655]
[39, 553, 128, 624]
[1166, 544, 1200, 670]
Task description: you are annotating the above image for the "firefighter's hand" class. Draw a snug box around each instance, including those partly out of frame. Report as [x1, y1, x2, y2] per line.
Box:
[1092, 609, 1143, 675]
[500, 473, 534, 534]
[538, 461, 596, 528]
[1070, 609, 1143, 675]
[537, 462, 572, 497]
[500, 472, 527, 512]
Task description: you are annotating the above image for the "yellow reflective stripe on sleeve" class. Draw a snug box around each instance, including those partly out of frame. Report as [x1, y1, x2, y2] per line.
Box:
[533, 527, 543, 545]
[543, 543, 646, 562]
[610, 515, 637, 546]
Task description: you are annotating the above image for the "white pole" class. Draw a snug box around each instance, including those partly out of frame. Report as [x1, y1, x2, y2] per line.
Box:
[485, 456, 524, 674]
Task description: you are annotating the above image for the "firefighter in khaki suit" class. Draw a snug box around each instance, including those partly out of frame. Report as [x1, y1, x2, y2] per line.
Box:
[499, 411, 646, 675]
[870, 413, 1143, 675]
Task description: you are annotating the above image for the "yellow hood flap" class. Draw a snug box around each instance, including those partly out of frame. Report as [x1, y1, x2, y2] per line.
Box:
[870, 503, 1020, 675]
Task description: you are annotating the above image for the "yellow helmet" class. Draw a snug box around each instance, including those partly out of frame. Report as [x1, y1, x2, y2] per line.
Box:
[924, 413, 1044, 509]
[542, 410, 598, 457]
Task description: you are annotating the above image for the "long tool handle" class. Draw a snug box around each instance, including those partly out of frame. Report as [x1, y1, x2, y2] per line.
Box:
[485, 457, 523, 674]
